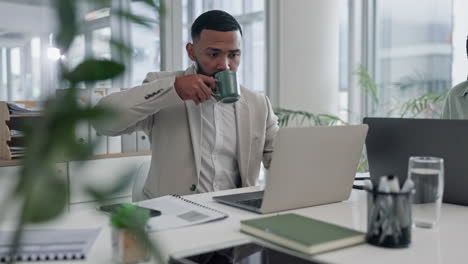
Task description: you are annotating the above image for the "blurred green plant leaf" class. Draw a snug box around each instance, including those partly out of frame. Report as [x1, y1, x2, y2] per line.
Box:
[92, 0, 112, 9]
[356, 64, 379, 104]
[133, 0, 158, 8]
[85, 173, 133, 202]
[110, 204, 149, 229]
[4, 0, 166, 261]
[110, 204, 165, 263]
[53, 0, 77, 53]
[20, 170, 67, 223]
[113, 9, 158, 28]
[64, 59, 125, 84]
[132, 0, 165, 17]
[392, 71, 428, 91]
[357, 149, 369, 173]
[110, 39, 133, 56]
[399, 90, 447, 118]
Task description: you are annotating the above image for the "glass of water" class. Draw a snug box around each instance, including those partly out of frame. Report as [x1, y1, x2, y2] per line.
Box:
[408, 156, 444, 228]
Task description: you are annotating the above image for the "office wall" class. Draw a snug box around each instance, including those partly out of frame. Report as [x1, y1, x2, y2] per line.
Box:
[273, 0, 340, 115]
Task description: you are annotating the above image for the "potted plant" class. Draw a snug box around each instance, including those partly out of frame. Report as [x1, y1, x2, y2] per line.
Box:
[111, 204, 151, 263]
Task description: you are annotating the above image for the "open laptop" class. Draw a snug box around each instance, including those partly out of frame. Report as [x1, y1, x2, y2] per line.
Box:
[213, 125, 368, 214]
[363, 117, 468, 206]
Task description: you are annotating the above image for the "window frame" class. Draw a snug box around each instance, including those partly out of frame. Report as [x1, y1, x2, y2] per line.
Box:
[350, 0, 456, 119]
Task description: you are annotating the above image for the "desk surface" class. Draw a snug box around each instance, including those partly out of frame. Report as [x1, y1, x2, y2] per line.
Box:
[3, 186, 468, 264]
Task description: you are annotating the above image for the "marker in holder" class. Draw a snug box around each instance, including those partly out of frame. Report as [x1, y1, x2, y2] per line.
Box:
[366, 185, 414, 248]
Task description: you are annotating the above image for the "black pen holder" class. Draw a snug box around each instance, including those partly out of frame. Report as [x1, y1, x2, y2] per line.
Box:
[366, 189, 414, 248]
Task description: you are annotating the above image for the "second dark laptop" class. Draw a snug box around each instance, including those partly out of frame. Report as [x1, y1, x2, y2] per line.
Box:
[363, 117, 468, 206]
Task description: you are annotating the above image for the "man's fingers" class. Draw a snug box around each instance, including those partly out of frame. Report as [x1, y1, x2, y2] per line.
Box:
[196, 90, 207, 102]
[189, 84, 203, 103]
[177, 74, 217, 104]
[198, 82, 212, 99]
[199, 75, 216, 89]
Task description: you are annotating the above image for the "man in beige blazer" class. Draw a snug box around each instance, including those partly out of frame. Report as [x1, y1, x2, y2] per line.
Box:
[95, 10, 278, 199]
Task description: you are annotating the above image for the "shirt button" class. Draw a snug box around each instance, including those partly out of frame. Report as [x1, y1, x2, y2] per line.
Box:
[190, 184, 196, 191]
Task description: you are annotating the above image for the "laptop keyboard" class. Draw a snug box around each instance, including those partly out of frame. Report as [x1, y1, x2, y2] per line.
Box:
[236, 198, 263, 208]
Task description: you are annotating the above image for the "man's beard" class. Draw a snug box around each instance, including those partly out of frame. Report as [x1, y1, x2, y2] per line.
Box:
[194, 59, 213, 76]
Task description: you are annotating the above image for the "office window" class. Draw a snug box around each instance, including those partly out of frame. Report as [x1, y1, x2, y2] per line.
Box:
[66, 35, 85, 72]
[67, 0, 161, 88]
[338, 0, 350, 122]
[129, 0, 161, 86]
[0, 0, 162, 99]
[92, 27, 112, 88]
[65, 2, 114, 89]
[369, 0, 453, 118]
[182, 0, 266, 93]
[0, 1, 55, 101]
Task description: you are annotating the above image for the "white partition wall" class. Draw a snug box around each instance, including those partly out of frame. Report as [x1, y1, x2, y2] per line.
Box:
[268, 0, 340, 115]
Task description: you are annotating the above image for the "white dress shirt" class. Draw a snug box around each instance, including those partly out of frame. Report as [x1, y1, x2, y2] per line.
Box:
[198, 98, 240, 192]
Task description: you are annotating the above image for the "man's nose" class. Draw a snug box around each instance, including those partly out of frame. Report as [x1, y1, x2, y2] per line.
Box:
[217, 57, 229, 71]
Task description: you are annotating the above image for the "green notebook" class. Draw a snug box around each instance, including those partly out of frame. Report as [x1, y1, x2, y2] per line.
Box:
[240, 213, 365, 255]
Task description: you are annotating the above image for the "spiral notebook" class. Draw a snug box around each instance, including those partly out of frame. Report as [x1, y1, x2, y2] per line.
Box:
[136, 195, 228, 232]
[0, 228, 100, 262]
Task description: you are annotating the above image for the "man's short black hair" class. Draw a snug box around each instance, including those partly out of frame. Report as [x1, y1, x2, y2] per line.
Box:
[191, 10, 243, 41]
[466, 35, 467, 59]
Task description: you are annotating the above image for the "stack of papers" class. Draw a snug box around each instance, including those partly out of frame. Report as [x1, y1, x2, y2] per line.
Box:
[7, 103, 42, 115]
[0, 228, 100, 262]
[9, 146, 26, 155]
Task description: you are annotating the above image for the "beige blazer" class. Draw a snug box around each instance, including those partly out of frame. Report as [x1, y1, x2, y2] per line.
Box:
[94, 66, 279, 198]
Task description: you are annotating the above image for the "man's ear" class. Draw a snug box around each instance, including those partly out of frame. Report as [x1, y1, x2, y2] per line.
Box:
[186, 43, 196, 61]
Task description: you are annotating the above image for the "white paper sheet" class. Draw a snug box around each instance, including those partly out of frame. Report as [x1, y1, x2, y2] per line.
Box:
[136, 195, 228, 232]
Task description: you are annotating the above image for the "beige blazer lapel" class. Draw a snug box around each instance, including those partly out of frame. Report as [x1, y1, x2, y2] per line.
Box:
[235, 94, 251, 186]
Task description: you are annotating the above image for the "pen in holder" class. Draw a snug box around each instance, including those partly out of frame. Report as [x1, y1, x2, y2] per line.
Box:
[366, 188, 414, 248]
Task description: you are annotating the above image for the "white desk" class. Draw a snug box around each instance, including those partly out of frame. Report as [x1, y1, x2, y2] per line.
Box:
[3, 187, 468, 264]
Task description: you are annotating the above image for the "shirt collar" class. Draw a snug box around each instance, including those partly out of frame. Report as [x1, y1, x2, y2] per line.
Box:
[456, 81, 468, 97]
[460, 86, 468, 97]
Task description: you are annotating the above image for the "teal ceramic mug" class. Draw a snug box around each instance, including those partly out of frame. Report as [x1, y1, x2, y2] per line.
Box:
[212, 70, 240, 103]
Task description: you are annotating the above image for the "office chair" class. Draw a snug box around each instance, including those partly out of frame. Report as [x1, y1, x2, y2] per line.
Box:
[131, 159, 151, 202]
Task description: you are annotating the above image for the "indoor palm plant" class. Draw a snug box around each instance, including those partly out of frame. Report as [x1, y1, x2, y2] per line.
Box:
[273, 64, 448, 173]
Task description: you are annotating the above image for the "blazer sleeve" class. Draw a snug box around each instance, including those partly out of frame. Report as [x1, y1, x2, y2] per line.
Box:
[262, 95, 279, 169]
[93, 72, 183, 136]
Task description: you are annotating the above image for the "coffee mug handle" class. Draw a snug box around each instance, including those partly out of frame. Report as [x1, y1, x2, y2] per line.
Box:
[211, 80, 221, 99]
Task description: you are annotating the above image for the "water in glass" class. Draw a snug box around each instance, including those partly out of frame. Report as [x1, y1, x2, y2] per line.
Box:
[408, 157, 444, 228]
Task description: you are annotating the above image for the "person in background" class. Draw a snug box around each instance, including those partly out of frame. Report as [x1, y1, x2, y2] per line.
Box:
[441, 36, 468, 119]
[94, 10, 278, 199]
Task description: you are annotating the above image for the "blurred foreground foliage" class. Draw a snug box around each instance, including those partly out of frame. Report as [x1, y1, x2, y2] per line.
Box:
[3, 0, 165, 263]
